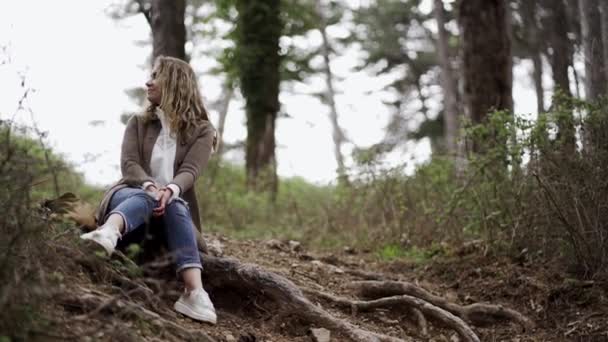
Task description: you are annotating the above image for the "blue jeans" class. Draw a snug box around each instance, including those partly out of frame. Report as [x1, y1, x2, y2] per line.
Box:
[106, 187, 202, 273]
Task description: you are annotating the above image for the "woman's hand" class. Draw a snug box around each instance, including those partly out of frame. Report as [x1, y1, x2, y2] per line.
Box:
[144, 182, 162, 201]
[152, 188, 173, 217]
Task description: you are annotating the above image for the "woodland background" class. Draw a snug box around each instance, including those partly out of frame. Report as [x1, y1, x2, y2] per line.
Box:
[1, 0, 608, 341]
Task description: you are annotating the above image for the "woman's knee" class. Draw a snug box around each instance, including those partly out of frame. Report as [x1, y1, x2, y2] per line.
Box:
[166, 199, 190, 217]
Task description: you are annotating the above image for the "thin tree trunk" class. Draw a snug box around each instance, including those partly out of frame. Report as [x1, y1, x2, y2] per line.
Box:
[531, 55, 544, 113]
[315, 0, 348, 183]
[150, 0, 187, 61]
[215, 84, 234, 158]
[459, 0, 512, 152]
[579, 0, 607, 101]
[572, 61, 582, 99]
[434, 0, 459, 157]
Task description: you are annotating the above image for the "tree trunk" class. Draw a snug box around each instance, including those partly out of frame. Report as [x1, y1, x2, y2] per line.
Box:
[434, 0, 459, 157]
[544, 0, 576, 152]
[600, 1, 608, 83]
[459, 0, 512, 150]
[215, 83, 234, 158]
[236, 0, 282, 195]
[149, 0, 187, 61]
[520, 0, 545, 114]
[315, 0, 348, 184]
[579, 0, 607, 101]
[546, 0, 572, 98]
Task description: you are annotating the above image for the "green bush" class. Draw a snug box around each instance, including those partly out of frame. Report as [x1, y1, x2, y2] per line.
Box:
[0, 120, 101, 339]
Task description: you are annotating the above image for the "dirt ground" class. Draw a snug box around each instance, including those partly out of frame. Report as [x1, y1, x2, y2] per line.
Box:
[41, 233, 608, 342]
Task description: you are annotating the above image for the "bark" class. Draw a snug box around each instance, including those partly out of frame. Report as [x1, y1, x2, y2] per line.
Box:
[315, 0, 348, 183]
[546, 0, 572, 98]
[434, 0, 459, 156]
[545, 0, 575, 152]
[600, 1, 608, 83]
[579, 0, 607, 101]
[458, 0, 513, 129]
[215, 84, 234, 158]
[520, 0, 544, 114]
[236, 0, 281, 195]
[149, 0, 187, 61]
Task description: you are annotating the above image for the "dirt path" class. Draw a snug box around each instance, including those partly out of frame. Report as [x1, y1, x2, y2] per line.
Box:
[46, 233, 607, 341]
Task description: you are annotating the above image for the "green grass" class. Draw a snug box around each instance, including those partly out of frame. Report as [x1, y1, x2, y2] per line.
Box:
[377, 244, 443, 264]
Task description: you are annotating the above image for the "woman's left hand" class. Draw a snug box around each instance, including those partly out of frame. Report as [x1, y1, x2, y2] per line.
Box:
[153, 188, 173, 217]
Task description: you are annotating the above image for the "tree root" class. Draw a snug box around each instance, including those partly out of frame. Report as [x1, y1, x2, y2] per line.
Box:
[201, 254, 410, 342]
[60, 286, 215, 342]
[304, 289, 479, 342]
[349, 280, 535, 330]
[412, 309, 428, 336]
[51, 235, 533, 342]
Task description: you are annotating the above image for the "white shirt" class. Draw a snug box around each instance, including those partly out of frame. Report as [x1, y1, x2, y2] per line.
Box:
[142, 108, 180, 201]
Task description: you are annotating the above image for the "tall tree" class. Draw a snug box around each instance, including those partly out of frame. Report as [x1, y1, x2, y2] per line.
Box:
[579, 0, 607, 101]
[235, 0, 282, 194]
[314, 0, 348, 183]
[541, 0, 572, 98]
[543, 0, 575, 151]
[600, 1, 608, 83]
[149, 0, 187, 61]
[433, 0, 458, 156]
[518, 0, 545, 114]
[459, 0, 512, 149]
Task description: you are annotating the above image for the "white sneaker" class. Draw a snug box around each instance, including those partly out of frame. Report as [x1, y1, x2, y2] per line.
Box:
[80, 224, 120, 256]
[174, 288, 217, 324]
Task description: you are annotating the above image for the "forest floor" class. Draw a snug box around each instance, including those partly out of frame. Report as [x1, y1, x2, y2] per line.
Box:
[42, 232, 608, 342]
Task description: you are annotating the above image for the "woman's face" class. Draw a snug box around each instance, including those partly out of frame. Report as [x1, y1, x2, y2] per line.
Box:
[145, 64, 162, 105]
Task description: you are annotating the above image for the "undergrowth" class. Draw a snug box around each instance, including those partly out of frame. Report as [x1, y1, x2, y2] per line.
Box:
[198, 95, 608, 278]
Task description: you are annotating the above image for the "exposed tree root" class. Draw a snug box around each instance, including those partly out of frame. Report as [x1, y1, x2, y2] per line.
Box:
[305, 289, 479, 342]
[412, 309, 428, 337]
[201, 255, 410, 342]
[345, 269, 394, 281]
[349, 280, 535, 330]
[60, 286, 215, 342]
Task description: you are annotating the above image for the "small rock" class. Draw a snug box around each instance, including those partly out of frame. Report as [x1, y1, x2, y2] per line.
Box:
[225, 333, 237, 342]
[311, 260, 343, 274]
[311, 260, 324, 268]
[327, 264, 344, 274]
[309, 327, 331, 342]
[343, 246, 356, 254]
[298, 253, 314, 261]
[208, 238, 224, 256]
[265, 239, 283, 250]
[288, 240, 301, 251]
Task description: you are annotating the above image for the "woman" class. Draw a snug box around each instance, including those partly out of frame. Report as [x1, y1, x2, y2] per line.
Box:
[80, 56, 217, 324]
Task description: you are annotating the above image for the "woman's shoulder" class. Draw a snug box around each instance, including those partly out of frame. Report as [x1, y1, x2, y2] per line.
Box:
[192, 120, 216, 138]
[126, 113, 158, 128]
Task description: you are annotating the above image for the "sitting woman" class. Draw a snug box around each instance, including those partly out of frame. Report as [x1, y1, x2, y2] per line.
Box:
[80, 56, 217, 324]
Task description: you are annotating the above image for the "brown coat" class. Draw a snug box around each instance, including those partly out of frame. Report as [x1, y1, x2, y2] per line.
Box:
[95, 114, 215, 233]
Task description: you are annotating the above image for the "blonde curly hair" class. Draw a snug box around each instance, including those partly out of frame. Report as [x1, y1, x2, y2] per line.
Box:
[144, 56, 216, 148]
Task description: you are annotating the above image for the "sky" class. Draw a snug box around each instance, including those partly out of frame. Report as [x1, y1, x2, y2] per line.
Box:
[0, 0, 540, 187]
